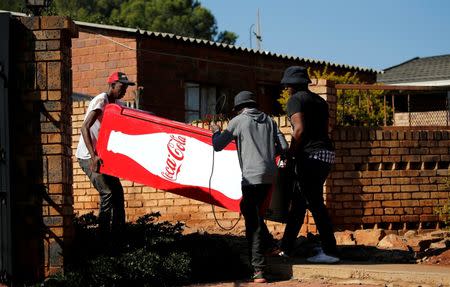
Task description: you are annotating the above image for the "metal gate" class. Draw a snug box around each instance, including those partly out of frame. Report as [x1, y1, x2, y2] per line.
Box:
[0, 12, 11, 281]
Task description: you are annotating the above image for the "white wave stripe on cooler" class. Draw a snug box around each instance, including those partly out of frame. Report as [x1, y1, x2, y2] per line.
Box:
[107, 131, 242, 200]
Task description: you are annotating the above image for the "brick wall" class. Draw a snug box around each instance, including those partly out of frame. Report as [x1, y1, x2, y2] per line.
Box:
[71, 29, 137, 101]
[9, 15, 77, 281]
[329, 127, 450, 230]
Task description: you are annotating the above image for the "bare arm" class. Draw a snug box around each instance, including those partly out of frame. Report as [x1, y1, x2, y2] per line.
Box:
[81, 109, 102, 172]
[289, 112, 305, 156]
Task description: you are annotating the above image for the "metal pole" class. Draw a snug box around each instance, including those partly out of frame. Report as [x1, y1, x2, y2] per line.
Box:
[256, 9, 262, 50]
[392, 94, 395, 125]
[447, 91, 450, 127]
[249, 24, 255, 49]
[383, 94, 386, 126]
[407, 94, 411, 126]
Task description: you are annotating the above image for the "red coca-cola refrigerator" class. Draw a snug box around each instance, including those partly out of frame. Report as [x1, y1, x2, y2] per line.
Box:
[96, 104, 289, 221]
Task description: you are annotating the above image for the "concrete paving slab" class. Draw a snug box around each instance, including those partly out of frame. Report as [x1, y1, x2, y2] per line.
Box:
[266, 258, 450, 286]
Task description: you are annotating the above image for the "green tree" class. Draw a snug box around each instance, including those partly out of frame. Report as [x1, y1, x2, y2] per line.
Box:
[0, 0, 26, 13]
[278, 65, 392, 127]
[50, 0, 237, 44]
[51, 0, 122, 24]
[0, 0, 238, 44]
[216, 30, 238, 45]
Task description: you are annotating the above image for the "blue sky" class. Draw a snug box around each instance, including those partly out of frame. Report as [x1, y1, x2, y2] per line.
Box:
[201, 0, 450, 71]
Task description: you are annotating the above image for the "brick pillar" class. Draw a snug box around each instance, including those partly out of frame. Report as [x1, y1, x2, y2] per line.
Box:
[309, 79, 337, 129]
[38, 16, 78, 277]
[9, 15, 77, 282]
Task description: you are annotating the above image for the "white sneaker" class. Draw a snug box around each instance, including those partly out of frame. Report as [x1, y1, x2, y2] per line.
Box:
[278, 250, 289, 258]
[306, 250, 340, 264]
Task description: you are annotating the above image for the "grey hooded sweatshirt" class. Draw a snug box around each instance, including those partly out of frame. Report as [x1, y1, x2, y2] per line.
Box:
[212, 108, 288, 186]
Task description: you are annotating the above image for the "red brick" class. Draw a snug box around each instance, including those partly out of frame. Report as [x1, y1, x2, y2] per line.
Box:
[352, 179, 369, 187]
[343, 171, 361, 178]
[363, 201, 381, 208]
[389, 148, 410, 155]
[361, 171, 382, 178]
[401, 215, 420, 221]
[358, 194, 374, 201]
[372, 178, 390, 185]
[391, 178, 410, 184]
[419, 199, 439, 206]
[400, 185, 419, 192]
[36, 51, 61, 61]
[333, 179, 354, 186]
[351, 149, 370, 156]
[402, 200, 420, 207]
[381, 170, 401, 177]
[382, 215, 400, 222]
[48, 62, 61, 89]
[374, 208, 384, 215]
[419, 185, 438, 191]
[420, 214, 439, 221]
[393, 193, 411, 200]
[335, 194, 353, 201]
[371, 148, 390, 155]
[362, 186, 381, 192]
[374, 193, 392, 200]
[411, 192, 430, 199]
[381, 141, 399, 148]
[368, 156, 382, 162]
[382, 200, 401, 207]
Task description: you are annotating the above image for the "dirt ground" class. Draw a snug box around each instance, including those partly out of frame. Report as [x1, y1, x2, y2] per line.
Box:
[187, 280, 380, 287]
[421, 248, 450, 265]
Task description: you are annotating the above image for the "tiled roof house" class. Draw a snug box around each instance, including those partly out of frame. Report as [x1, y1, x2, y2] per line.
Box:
[377, 54, 450, 86]
[377, 54, 450, 126]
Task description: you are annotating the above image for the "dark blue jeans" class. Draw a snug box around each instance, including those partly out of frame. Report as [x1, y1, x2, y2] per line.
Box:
[78, 158, 125, 238]
[281, 158, 337, 255]
[240, 184, 273, 272]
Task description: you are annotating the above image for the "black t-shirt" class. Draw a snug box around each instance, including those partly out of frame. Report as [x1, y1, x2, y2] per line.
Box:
[286, 90, 333, 155]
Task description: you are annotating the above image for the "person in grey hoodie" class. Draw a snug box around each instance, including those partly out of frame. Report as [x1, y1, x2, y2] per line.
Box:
[211, 91, 288, 283]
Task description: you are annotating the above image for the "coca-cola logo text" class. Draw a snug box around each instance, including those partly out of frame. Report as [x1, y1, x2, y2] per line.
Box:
[161, 134, 186, 181]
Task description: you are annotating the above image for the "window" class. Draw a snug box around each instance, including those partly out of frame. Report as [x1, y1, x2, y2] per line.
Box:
[184, 82, 217, 123]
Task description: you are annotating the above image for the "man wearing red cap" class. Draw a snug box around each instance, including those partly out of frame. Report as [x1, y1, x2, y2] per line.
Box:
[76, 71, 135, 244]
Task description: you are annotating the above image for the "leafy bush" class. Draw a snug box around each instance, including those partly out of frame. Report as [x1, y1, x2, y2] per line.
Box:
[44, 212, 246, 286]
[434, 177, 450, 229]
[435, 200, 450, 229]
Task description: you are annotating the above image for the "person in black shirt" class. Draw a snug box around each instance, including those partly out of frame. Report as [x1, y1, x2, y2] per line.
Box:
[279, 66, 339, 263]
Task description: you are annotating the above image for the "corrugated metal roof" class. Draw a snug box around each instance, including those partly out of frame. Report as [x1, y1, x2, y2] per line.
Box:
[1, 10, 377, 73]
[75, 21, 377, 73]
[377, 54, 450, 84]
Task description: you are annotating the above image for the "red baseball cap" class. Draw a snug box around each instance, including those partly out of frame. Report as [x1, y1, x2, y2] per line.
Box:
[107, 72, 135, 86]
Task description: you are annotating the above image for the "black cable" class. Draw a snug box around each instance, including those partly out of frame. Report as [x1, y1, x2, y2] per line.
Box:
[208, 144, 241, 231]
[215, 94, 227, 115]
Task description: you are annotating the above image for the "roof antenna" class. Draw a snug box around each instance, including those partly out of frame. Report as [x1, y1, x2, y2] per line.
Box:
[255, 8, 262, 50]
